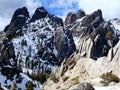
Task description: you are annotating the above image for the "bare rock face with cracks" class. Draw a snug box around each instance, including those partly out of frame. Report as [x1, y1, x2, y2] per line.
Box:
[1, 5, 120, 90]
[43, 9, 120, 90]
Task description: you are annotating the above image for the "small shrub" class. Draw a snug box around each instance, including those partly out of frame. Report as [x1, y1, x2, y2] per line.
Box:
[36, 72, 47, 84]
[50, 73, 59, 83]
[62, 57, 76, 73]
[71, 76, 79, 86]
[91, 31, 97, 39]
[100, 80, 109, 86]
[65, 58, 75, 66]
[105, 31, 113, 39]
[63, 76, 69, 82]
[100, 72, 119, 83]
[56, 86, 60, 89]
[26, 81, 34, 90]
[27, 72, 47, 84]
[12, 83, 17, 90]
[0, 87, 4, 90]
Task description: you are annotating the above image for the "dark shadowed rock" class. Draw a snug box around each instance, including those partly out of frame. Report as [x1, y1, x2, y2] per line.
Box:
[55, 27, 76, 63]
[0, 38, 16, 66]
[4, 7, 29, 38]
[48, 15, 63, 27]
[69, 82, 95, 90]
[81, 9, 104, 28]
[30, 7, 48, 22]
[10, 7, 29, 23]
[0, 38, 19, 79]
[65, 9, 86, 25]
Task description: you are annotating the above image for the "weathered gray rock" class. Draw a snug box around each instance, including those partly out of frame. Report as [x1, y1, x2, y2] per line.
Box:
[65, 12, 76, 25]
[69, 82, 95, 90]
[0, 38, 16, 66]
[70, 9, 119, 60]
[65, 9, 86, 25]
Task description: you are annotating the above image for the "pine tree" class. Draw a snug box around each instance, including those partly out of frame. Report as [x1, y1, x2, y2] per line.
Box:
[26, 82, 33, 90]
[12, 83, 17, 90]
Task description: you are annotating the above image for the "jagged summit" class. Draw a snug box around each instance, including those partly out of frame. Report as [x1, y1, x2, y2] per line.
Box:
[30, 6, 49, 22]
[81, 9, 104, 28]
[43, 9, 120, 90]
[10, 7, 30, 23]
[76, 9, 86, 19]
[1, 6, 120, 90]
[4, 7, 30, 37]
[65, 9, 86, 25]
[67, 9, 119, 60]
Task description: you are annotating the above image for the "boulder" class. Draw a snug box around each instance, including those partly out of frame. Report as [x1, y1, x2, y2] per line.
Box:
[69, 82, 95, 90]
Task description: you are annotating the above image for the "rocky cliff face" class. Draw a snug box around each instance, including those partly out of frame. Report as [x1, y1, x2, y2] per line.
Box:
[69, 9, 119, 60]
[43, 9, 120, 90]
[0, 6, 76, 89]
[1, 5, 76, 77]
[1, 6, 120, 90]
[10, 7, 75, 68]
[65, 9, 86, 25]
[4, 7, 29, 37]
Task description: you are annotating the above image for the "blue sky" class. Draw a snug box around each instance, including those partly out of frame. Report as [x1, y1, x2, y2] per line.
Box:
[0, 0, 120, 31]
[40, 0, 79, 18]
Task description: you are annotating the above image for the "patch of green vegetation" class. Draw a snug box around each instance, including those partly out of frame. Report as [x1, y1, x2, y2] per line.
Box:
[50, 73, 59, 83]
[63, 76, 69, 82]
[26, 81, 34, 90]
[100, 80, 109, 86]
[56, 86, 60, 89]
[100, 72, 119, 83]
[71, 76, 79, 86]
[26, 71, 47, 84]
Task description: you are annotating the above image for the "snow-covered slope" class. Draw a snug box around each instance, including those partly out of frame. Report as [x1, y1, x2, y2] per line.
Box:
[4, 6, 75, 74]
[12, 17, 58, 71]
[0, 6, 76, 90]
[110, 18, 120, 38]
[0, 71, 41, 90]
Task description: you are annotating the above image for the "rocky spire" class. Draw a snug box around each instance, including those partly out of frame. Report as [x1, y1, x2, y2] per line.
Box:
[65, 12, 76, 25]
[10, 7, 29, 23]
[4, 7, 30, 37]
[76, 9, 86, 19]
[81, 9, 104, 28]
[30, 7, 49, 22]
[65, 9, 86, 25]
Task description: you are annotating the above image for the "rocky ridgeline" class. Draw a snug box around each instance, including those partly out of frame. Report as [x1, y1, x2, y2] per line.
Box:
[0, 6, 120, 90]
[0, 6, 76, 86]
[43, 9, 120, 90]
[67, 9, 119, 60]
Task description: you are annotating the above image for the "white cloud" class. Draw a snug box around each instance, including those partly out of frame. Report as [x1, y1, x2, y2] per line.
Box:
[49, 0, 76, 8]
[77, 0, 120, 19]
[25, 0, 41, 15]
[48, 0, 79, 21]
[48, 0, 120, 21]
